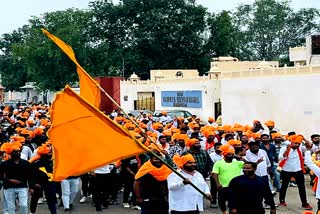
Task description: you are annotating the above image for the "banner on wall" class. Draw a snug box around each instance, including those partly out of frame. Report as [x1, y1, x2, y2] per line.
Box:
[161, 91, 202, 108]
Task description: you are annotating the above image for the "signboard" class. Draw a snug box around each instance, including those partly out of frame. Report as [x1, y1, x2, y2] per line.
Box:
[161, 91, 202, 108]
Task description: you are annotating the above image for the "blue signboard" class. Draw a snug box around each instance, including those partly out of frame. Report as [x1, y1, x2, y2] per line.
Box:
[161, 91, 202, 108]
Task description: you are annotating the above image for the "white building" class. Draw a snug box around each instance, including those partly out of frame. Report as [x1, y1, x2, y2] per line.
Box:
[121, 35, 320, 137]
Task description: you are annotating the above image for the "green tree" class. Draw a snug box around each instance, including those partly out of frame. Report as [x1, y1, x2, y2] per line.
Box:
[0, 27, 29, 91]
[233, 0, 320, 61]
[88, 0, 209, 76]
[206, 11, 238, 57]
[12, 9, 93, 91]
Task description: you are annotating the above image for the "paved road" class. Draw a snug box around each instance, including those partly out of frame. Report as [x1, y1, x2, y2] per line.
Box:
[6, 177, 319, 214]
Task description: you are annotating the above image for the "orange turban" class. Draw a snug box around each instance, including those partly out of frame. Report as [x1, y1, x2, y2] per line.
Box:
[227, 139, 241, 147]
[161, 111, 167, 116]
[289, 135, 304, 144]
[208, 117, 214, 122]
[33, 128, 44, 136]
[216, 127, 224, 132]
[264, 120, 275, 127]
[271, 132, 282, 140]
[186, 138, 198, 147]
[177, 134, 189, 141]
[173, 154, 195, 168]
[162, 130, 172, 136]
[0, 143, 20, 155]
[205, 131, 215, 138]
[26, 119, 35, 126]
[219, 144, 235, 156]
[152, 123, 163, 130]
[253, 133, 261, 140]
[37, 144, 51, 156]
[21, 129, 34, 138]
[40, 119, 49, 127]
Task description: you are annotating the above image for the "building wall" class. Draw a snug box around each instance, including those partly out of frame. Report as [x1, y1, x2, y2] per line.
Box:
[120, 77, 220, 120]
[221, 73, 320, 137]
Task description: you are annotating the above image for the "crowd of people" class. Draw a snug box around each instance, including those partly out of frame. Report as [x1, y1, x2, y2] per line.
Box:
[1, 105, 320, 214]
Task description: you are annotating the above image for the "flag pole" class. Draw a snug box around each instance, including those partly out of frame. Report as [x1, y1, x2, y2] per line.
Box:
[95, 82, 208, 198]
[41, 28, 209, 199]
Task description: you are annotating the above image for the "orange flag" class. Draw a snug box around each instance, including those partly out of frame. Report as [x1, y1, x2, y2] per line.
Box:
[48, 86, 148, 181]
[41, 28, 100, 108]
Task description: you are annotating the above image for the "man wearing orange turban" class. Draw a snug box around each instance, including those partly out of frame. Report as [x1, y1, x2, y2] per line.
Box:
[29, 143, 56, 214]
[212, 144, 243, 214]
[182, 138, 213, 180]
[1, 143, 35, 214]
[168, 154, 211, 213]
[134, 151, 171, 214]
[278, 134, 313, 210]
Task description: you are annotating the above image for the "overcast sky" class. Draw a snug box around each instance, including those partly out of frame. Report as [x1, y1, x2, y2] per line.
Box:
[1, 0, 319, 35]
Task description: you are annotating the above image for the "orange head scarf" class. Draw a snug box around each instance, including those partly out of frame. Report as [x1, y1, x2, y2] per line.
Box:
[289, 135, 304, 144]
[186, 138, 198, 148]
[208, 117, 214, 122]
[264, 120, 275, 127]
[227, 139, 241, 147]
[271, 132, 282, 140]
[173, 154, 195, 169]
[219, 144, 235, 156]
[135, 159, 171, 181]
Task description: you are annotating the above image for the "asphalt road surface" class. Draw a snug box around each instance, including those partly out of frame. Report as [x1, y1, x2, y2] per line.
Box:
[4, 176, 319, 214]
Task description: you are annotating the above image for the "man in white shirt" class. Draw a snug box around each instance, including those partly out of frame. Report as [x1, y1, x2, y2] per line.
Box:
[168, 154, 211, 213]
[304, 142, 320, 213]
[278, 135, 312, 210]
[93, 164, 113, 212]
[246, 141, 271, 178]
[246, 140, 274, 208]
[160, 111, 172, 125]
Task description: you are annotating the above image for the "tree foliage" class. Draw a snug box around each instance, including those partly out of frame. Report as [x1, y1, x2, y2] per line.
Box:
[233, 0, 320, 61]
[0, 0, 319, 91]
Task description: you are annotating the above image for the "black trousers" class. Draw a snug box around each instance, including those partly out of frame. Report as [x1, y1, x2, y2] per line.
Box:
[93, 173, 110, 211]
[141, 200, 168, 214]
[210, 176, 217, 204]
[279, 170, 307, 205]
[122, 174, 135, 205]
[109, 168, 121, 200]
[218, 187, 229, 212]
[80, 173, 93, 197]
[171, 211, 199, 214]
[30, 182, 57, 214]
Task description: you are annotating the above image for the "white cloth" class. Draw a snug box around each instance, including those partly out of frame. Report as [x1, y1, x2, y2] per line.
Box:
[304, 151, 320, 199]
[245, 149, 270, 176]
[168, 170, 210, 212]
[160, 115, 172, 124]
[278, 147, 302, 172]
[301, 143, 320, 154]
[21, 146, 32, 161]
[210, 152, 222, 164]
[94, 164, 112, 174]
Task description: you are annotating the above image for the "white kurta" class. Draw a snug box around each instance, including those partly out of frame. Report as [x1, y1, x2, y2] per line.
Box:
[167, 169, 210, 212]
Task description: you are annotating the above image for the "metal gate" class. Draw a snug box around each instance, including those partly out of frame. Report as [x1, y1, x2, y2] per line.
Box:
[134, 97, 155, 111]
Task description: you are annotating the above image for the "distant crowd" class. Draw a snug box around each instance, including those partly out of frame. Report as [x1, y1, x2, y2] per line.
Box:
[0, 105, 320, 214]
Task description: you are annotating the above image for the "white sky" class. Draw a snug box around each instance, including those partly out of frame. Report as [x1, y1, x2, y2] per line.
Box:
[0, 0, 319, 35]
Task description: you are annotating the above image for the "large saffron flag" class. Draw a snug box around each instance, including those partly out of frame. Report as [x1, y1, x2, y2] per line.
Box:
[41, 28, 100, 108]
[48, 86, 148, 181]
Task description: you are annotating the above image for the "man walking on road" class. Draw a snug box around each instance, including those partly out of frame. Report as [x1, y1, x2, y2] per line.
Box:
[228, 162, 276, 214]
[168, 154, 211, 214]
